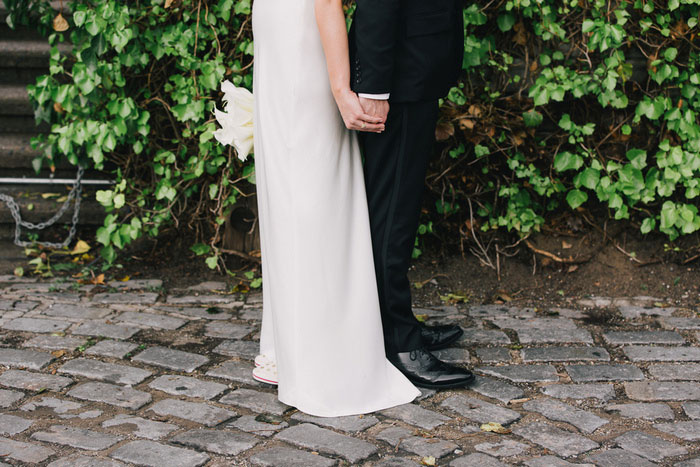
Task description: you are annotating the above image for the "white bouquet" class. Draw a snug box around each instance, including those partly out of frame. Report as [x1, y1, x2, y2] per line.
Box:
[213, 80, 254, 161]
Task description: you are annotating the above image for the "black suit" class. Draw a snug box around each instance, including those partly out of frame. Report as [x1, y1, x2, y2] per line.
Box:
[349, 0, 463, 102]
[350, 0, 464, 354]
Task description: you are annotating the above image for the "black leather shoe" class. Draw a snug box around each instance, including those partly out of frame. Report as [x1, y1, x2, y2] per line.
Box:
[389, 347, 475, 389]
[421, 324, 464, 351]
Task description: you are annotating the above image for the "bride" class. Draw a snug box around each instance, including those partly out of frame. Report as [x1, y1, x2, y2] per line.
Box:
[248, 0, 473, 417]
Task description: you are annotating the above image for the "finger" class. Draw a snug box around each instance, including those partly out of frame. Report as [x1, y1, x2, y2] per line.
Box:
[355, 122, 385, 132]
[360, 113, 384, 124]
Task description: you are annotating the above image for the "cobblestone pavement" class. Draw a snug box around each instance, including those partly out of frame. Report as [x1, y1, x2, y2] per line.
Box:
[0, 276, 699, 466]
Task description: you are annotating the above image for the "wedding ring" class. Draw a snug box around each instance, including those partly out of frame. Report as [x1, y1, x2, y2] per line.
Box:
[361, 123, 366, 129]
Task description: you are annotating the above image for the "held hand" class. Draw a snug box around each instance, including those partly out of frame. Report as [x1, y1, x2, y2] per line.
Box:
[335, 88, 385, 133]
[359, 97, 389, 123]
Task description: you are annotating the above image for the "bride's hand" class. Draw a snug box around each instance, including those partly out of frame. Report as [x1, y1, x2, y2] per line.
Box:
[334, 88, 385, 133]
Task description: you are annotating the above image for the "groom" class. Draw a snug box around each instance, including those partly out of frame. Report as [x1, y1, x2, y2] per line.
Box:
[349, 0, 474, 389]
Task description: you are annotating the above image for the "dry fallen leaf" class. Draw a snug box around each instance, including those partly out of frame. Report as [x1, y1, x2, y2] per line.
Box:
[70, 240, 91, 255]
[53, 12, 69, 32]
[164, 0, 174, 7]
[51, 350, 66, 358]
[421, 456, 437, 466]
[480, 422, 511, 434]
[562, 240, 572, 249]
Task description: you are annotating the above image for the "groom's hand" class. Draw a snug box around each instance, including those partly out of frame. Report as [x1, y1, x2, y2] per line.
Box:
[359, 97, 390, 124]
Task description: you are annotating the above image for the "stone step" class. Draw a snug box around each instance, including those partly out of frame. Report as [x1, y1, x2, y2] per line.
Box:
[0, 84, 34, 116]
[0, 115, 49, 133]
[0, 39, 72, 69]
[0, 133, 90, 174]
[0, 133, 42, 166]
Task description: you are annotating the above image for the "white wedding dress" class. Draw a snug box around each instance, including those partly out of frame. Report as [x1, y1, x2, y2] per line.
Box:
[252, 0, 421, 416]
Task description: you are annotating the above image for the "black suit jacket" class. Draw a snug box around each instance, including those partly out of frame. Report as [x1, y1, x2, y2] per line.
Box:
[349, 0, 464, 103]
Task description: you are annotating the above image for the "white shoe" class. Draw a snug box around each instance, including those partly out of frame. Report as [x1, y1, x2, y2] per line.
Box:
[255, 354, 275, 367]
[252, 362, 278, 385]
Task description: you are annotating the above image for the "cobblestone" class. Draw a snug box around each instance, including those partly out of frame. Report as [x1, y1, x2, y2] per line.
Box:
[586, 448, 656, 466]
[451, 453, 508, 466]
[249, 446, 337, 466]
[72, 320, 140, 340]
[220, 388, 290, 415]
[1, 283, 699, 465]
[614, 430, 688, 461]
[566, 364, 644, 382]
[22, 334, 86, 350]
[603, 330, 685, 344]
[441, 394, 521, 425]
[206, 360, 260, 385]
[458, 329, 510, 345]
[149, 374, 227, 399]
[0, 348, 53, 369]
[0, 437, 54, 463]
[291, 411, 379, 432]
[682, 401, 700, 419]
[84, 340, 138, 358]
[542, 383, 616, 401]
[0, 389, 23, 408]
[43, 303, 111, 319]
[110, 440, 209, 467]
[0, 369, 73, 391]
[172, 428, 260, 455]
[517, 328, 594, 344]
[31, 424, 123, 450]
[625, 381, 700, 401]
[204, 322, 255, 339]
[654, 421, 700, 440]
[512, 422, 599, 457]
[148, 399, 237, 426]
[47, 455, 125, 467]
[475, 347, 512, 363]
[94, 292, 159, 304]
[658, 317, 700, 330]
[228, 414, 288, 437]
[0, 413, 32, 435]
[522, 347, 610, 362]
[113, 311, 187, 330]
[376, 425, 457, 458]
[58, 358, 151, 385]
[624, 345, 700, 361]
[523, 398, 608, 433]
[21, 397, 82, 415]
[275, 423, 378, 463]
[213, 339, 261, 359]
[132, 346, 209, 372]
[469, 375, 526, 403]
[2, 317, 70, 333]
[477, 364, 559, 382]
[68, 382, 152, 409]
[102, 414, 177, 440]
[474, 439, 530, 457]
[380, 402, 451, 429]
[648, 363, 700, 380]
[605, 402, 674, 420]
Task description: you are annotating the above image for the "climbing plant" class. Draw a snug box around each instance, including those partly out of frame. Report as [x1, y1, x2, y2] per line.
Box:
[6, 0, 700, 270]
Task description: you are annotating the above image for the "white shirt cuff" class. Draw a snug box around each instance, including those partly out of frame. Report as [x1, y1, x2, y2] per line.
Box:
[358, 93, 390, 100]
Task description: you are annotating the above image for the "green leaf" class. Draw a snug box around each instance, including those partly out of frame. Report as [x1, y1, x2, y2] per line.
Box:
[497, 13, 516, 32]
[205, 256, 219, 269]
[566, 189, 588, 209]
[523, 110, 543, 128]
[554, 151, 584, 172]
[190, 243, 211, 255]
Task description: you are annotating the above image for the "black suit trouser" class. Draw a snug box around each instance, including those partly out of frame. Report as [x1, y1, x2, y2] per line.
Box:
[359, 99, 439, 355]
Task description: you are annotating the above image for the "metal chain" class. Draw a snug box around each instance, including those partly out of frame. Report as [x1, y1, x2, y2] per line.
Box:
[0, 166, 84, 249]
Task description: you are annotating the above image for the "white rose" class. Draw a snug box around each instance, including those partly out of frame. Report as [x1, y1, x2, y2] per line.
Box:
[213, 80, 254, 161]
